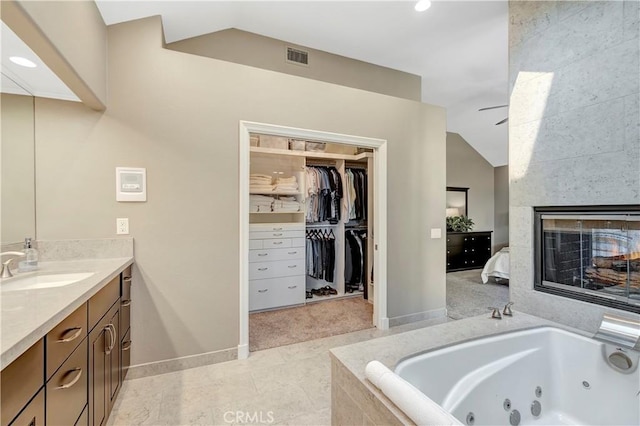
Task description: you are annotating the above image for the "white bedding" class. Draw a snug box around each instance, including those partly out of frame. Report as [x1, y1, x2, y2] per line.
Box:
[481, 247, 509, 284]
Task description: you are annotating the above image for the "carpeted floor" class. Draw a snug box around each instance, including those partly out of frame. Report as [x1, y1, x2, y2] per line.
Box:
[446, 269, 510, 320]
[249, 297, 373, 352]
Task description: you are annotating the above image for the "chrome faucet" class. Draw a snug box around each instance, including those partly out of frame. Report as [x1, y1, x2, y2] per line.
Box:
[0, 252, 25, 278]
[503, 302, 514, 317]
[489, 307, 502, 320]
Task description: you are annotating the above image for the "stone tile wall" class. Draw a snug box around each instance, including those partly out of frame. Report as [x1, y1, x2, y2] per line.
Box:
[508, 1, 640, 331]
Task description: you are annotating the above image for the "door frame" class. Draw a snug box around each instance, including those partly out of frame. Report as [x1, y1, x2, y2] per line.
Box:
[238, 121, 389, 359]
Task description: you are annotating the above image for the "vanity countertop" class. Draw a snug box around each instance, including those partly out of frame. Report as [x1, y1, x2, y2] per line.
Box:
[1, 257, 133, 369]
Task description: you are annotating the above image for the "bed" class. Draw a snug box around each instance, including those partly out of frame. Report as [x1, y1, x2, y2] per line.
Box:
[481, 247, 510, 284]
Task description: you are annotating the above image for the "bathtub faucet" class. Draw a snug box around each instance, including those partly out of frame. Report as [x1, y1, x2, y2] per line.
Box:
[593, 313, 640, 351]
[488, 307, 502, 320]
[503, 302, 514, 317]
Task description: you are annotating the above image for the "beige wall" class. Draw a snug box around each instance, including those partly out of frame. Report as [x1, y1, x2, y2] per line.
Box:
[34, 17, 447, 366]
[3, 0, 107, 109]
[493, 165, 509, 250]
[446, 132, 495, 241]
[168, 28, 422, 102]
[1, 94, 35, 244]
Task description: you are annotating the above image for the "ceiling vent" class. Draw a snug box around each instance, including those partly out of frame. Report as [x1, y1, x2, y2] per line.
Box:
[286, 47, 309, 66]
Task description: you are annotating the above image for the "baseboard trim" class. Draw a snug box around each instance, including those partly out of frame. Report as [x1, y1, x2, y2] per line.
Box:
[389, 308, 447, 327]
[127, 347, 237, 379]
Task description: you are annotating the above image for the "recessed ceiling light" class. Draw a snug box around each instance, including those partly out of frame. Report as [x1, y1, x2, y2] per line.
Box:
[415, 0, 432, 12]
[9, 56, 37, 68]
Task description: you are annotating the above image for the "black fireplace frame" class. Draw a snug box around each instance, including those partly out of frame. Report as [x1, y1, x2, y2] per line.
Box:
[534, 205, 640, 314]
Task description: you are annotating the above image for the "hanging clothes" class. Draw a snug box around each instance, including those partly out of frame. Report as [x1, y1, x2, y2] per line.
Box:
[305, 229, 336, 283]
[345, 229, 367, 294]
[344, 168, 367, 222]
[305, 166, 342, 223]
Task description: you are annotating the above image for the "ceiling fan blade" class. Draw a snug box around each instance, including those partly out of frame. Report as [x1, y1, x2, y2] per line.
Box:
[479, 104, 509, 111]
[495, 117, 509, 126]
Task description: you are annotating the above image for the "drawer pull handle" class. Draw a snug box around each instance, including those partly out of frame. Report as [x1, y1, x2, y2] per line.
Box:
[288, 265, 297, 269]
[258, 268, 268, 271]
[288, 251, 297, 255]
[257, 253, 268, 257]
[57, 327, 83, 343]
[273, 242, 283, 245]
[288, 285, 297, 289]
[273, 233, 283, 236]
[123, 277, 132, 282]
[273, 228, 283, 231]
[258, 289, 269, 293]
[121, 299, 132, 307]
[122, 340, 132, 351]
[56, 368, 83, 390]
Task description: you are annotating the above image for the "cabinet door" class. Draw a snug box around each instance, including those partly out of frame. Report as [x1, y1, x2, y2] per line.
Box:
[107, 306, 120, 410]
[88, 318, 108, 426]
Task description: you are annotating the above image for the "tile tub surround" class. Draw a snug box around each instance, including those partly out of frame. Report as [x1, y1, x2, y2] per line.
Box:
[1, 257, 133, 368]
[508, 1, 640, 330]
[330, 313, 571, 425]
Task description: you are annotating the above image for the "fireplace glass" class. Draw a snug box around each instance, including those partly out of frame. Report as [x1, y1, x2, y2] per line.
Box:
[535, 208, 640, 313]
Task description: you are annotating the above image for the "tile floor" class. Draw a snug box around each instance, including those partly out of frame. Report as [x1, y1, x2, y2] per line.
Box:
[109, 270, 503, 425]
[107, 316, 448, 426]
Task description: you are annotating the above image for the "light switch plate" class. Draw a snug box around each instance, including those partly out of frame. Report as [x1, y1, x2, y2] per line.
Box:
[117, 218, 129, 235]
[430, 228, 442, 239]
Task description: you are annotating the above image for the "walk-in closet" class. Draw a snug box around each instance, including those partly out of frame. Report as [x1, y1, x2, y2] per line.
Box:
[246, 132, 377, 351]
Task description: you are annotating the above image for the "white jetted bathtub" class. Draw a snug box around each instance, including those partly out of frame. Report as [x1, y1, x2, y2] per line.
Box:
[395, 327, 640, 426]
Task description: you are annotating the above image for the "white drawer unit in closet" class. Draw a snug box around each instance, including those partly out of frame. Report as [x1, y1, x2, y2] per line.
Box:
[249, 259, 305, 280]
[249, 223, 305, 311]
[249, 276, 304, 312]
[249, 247, 304, 262]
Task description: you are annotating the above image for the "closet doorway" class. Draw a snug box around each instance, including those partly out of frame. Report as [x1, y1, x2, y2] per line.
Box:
[238, 121, 388, 359]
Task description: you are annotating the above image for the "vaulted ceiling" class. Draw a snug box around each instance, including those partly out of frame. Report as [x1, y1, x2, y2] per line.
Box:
[96, 1, 508, 166]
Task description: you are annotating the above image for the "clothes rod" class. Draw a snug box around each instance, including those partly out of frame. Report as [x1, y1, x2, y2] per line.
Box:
[306, 223, 339, 228]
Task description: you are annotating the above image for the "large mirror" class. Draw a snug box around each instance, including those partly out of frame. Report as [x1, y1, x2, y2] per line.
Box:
[1, 87, 35, 245]
[446, 187, 468, 217]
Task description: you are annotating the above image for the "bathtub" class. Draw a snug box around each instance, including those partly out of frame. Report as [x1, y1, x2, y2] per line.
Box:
[395, 327, 640, 426]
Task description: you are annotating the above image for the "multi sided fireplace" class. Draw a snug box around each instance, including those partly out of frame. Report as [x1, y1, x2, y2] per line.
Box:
[534, 206, 640, 313]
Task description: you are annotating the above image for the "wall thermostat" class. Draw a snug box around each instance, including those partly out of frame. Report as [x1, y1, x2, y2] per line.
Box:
[116, 167, 146, 202]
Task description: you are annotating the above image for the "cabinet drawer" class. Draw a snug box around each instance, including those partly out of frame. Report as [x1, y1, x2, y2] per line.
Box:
[249, 276, 305, 311]
[75, 404, 88, 426]
[262, 238, 291, 248]
[9, 388, 44, 426]
[249, 259, 304, 280]
[1, 339, 44, 426]
[250, 223, 304, 232]
[46, 303, 87, 380]
[46, 337, 88, 426]
[250, 230, 303, 240]
[88, 276, 120, 331]
[249, 239, 263, 250]
[121, 274, 132, 336]
[121, 329, 131, 382]
[249, 247, 304, 263]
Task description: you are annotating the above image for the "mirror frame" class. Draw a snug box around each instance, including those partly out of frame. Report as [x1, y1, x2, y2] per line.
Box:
[446, 186, 468, 217]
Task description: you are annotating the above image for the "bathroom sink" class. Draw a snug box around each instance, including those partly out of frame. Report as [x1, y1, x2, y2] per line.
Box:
[1, 272, 95, 292]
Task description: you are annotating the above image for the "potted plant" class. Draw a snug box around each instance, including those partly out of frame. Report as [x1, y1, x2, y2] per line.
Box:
[446, 215, 474, 232]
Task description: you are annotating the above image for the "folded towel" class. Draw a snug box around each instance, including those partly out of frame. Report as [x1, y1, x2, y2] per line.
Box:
[276, 176, 297, 184]
[250, 174, 273, 180]
[365, 361, 462, 426]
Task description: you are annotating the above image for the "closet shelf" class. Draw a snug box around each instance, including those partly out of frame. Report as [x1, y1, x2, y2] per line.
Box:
[251, 146, 372, 161]
[250, 211, 304, 214]
[250, 191, 303, 196]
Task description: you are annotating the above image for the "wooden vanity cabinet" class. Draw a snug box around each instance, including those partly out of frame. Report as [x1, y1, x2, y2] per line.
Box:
[1, 340, 44, 426]
[1, 267, 131, 426]
[88, 278, 121, 426]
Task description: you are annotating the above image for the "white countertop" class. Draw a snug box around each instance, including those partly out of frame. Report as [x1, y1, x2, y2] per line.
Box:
[1, 257, 133, 369]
